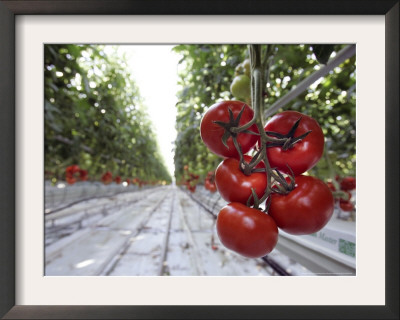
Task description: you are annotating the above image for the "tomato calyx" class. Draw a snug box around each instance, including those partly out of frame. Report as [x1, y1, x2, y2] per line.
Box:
[213, 105, 259, 150]
[265, 116, 312, 151]
[271, 168, 296, 195]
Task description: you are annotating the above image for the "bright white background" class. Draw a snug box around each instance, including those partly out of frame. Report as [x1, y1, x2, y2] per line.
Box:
[116, 45, 180, 177]
[16, 15, 385, 305]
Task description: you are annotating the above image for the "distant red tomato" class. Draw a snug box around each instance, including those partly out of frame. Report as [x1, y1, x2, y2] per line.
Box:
[326, 181, 336, 192]
[205, 180, 217, 193]
[340, 177, 356, 191]
[114, 176, 121, 184]
[66, 165, 80, 176]
[66, 176, 77, 185]
[340, 201, 354, 212]
[101, 171, 113, 185]
[79, 169, 88, 181]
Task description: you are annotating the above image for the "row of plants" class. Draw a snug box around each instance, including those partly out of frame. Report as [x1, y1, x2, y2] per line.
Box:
[44, 44, 171, 185]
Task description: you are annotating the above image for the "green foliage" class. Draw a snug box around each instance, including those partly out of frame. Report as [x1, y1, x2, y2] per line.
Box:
[45, 44, 171, 184]
[173, 45, 247, 182]
[173, 44, 356, 182]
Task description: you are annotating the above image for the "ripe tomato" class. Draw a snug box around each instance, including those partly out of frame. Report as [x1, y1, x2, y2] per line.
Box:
[66, 176, 77, 185]
[215, 155, 267, 205]
[79, 169, 88, 181]
[101, 171, 113, 184]
[340, 201, 354, 212]
[269, 175, 334, 235]
[205, 180, 217, 193]
[264, 111, 324, 176]
[326, 181, 336, 192]
[216, 202, 278, 258]
[230, 75, 251, 100]
[208, 183, 217, 193]
[114, 176, 122, 184]
[200, 101, 259, 158]
[340, 176, 356, 191]
[66, 165, 79, 176]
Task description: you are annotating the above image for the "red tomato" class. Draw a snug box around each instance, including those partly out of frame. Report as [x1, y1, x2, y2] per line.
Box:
[340, 177, 356, 191]
[215, 155, 267, 205]
[326, 181, 336, 192]
[269, 175, 334, 235]
[79, 169, 88, 181]
[205, 180, 217, 192]
[66, 176, 77, 185]
[101, 171, 113, 184]
[200, 101, 259, 158]
[340, 201, 354, 212]
[264, 111, 324, 175]
[208, 183, 217, 193]
[66, 165, 80, 176]
[114, 176, 121, 184]
[216, 202, 278, 258]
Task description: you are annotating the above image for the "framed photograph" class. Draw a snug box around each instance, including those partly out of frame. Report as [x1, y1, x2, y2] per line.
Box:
[0, 1, 398, 319]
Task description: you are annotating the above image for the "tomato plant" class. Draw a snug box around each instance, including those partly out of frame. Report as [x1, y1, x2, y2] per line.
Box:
[269, 175, 334, 235]
[215, 155, 267, 204]
[264, 111, 324, 176]
[200, 101, 259, 158]
[216, 202, 278, 258]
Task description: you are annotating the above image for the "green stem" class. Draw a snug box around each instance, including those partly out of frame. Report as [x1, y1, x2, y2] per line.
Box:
[230, 45, 294, 208]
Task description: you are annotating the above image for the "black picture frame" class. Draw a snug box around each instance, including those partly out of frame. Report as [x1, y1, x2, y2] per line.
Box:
[0, 1, 398, 319]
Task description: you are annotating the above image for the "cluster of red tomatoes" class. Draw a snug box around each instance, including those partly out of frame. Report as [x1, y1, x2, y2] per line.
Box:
[204, 171, 217, 193]
[182, 165, 200, 193]
[65, 166, 151, 187]
[65, 165, 88, 184]
[101, 172, 148, 187]
[327, 176, 356, 213]
[200, 100, 336, 259]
